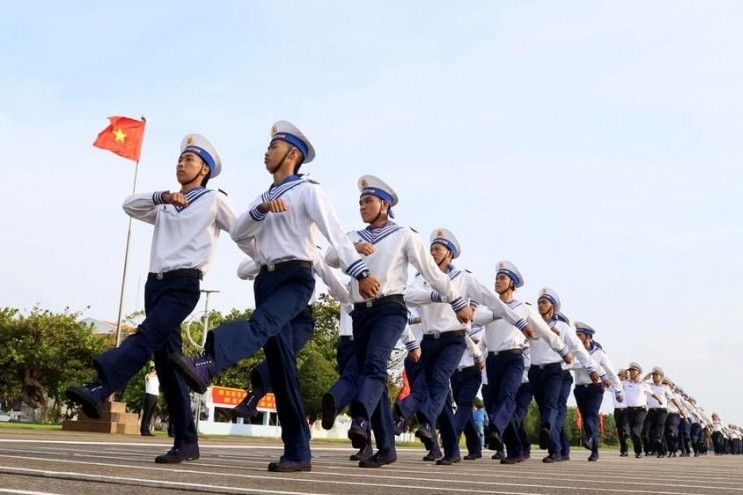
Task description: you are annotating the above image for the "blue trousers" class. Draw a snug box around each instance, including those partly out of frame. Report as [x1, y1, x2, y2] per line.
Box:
[396, 356, 427, 422]
[249, 305, 315, 393]
[418, 333, 466, 426]
[327, 336, 359, 411]
[556, 369, 573, 457]
[209, 266, 315, 462]
[574, 383, 604, 455]
[350, 302, 407, 451]
[504, 381, 532, 458]
[528, 362, 563, 455]
[95, 276, 200, 447]
[485, 351, 524, 435]
[451, 366, 482, 457]
[678, 417, 691, 454]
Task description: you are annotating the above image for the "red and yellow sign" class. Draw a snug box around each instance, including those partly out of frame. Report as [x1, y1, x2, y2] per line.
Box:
[210, 386, 276, 410]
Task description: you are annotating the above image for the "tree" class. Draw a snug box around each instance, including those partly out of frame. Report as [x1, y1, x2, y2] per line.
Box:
[0, 306, 105, 422]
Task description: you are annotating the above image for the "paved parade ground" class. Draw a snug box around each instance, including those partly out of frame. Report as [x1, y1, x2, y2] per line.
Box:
[0, 430, 741, 495]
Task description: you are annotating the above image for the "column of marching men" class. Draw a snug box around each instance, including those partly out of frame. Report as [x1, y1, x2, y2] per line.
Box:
[65, 120, 742, 469]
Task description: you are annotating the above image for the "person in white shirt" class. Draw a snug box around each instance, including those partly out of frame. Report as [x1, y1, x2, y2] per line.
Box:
[141, 363, 160, 436]
[66, 133, 239, 464]
[535, 288, 598, 461]
[572, 322, 623, 461]
[613, 369, 630, 456]
[406, 228, 515, 465]
[171, 121, 375, 473]
[622, 362, 661, 458]
[644, 366, 677, 457]
[475, 262, 574, 464]
[326, 177, 474, 468]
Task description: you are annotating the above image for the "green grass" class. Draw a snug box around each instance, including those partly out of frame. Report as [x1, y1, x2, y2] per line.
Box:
[0, 422, 62, 431]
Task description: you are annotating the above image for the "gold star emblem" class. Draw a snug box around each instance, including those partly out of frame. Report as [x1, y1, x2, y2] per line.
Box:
[361, 179, 368, 187]
[436, 230, 444, 237]
[186, 136, 194, 145]
[113, 128, 127, 143]
[271, 125, 278, 135]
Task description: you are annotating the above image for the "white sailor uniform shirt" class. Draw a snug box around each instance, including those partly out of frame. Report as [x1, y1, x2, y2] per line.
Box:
[406, 265, 525, 335]
[573, 343, 623, 399]
[475, 301, 569, 358]
[232, 176, 366, 279]
[326, 223, 465, 308]
[529, 318, 587, 369]
[622, 380, 654, 408]
[555, 321, 595, 374]
[647, 383, 671, 410]
[123, 187, 240, 274]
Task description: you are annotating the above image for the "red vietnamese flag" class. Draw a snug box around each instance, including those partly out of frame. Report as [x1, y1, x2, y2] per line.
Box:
[93, 116, 146, 161]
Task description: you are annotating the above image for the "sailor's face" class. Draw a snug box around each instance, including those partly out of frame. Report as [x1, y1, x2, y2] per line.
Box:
[430, 243, 451, 266]
[495, 273, 513, 294]
[359, 195, 384, 223]
[537, 297, 553, 316]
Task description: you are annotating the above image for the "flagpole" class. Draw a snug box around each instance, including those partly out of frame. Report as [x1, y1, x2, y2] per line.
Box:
[114, 115, 146, 347]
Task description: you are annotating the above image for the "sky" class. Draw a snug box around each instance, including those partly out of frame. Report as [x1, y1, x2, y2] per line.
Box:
[1, 2, 741, 421]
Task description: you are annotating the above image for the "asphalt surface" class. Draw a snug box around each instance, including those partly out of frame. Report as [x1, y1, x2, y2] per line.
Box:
[0, 430, 741, 495]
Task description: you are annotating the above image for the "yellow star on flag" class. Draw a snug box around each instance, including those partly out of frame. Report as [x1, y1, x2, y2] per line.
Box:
[113, 128, 127, 143]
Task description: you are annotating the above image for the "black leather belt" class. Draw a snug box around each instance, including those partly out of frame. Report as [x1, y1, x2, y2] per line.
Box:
[627, 406, 647, 411]
[423, 329, 467, 340]
[260, 260, 312, 273]
[148, 268, 202, 281]
[354, 294, 405, 311]
[577, 383, 602, 388]
[340, 335, 354, 342]
[490, 348, 522, 356]
[533, 362, 562, 370]
[456, 364, 478, 372]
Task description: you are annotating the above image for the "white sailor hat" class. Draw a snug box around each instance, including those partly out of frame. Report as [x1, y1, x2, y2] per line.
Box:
[181, 133, 222, 178]
[538, 287, 561, 312]
[358, 174, 399, 207]
[628, 362, 643, 373]
[574, 321, 596, 336]
[430, 228, 461, 259]
[270, 120, 315, 164]
[496, 260, 524, 288]
[651, 366, 664, 377]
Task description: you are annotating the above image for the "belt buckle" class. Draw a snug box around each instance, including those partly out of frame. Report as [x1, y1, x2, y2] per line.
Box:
[365, 299, 373, 308]
[432, 331, 441, 340]
[156, 272, 164, 280]
[267, 263, 276, 272]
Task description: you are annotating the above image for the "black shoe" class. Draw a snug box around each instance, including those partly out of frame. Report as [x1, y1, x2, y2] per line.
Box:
[320, 393, 337, 430]
[635, 453, 643, 458]
[155, 443, 200, 464]
[562, 454, 570, 461]
[347, 418, 370, 449]
[267, 459, 311, 472]
[539, 426, 551, 450]
[65, 382, 109, 420]
[349, 444, 373, 461]
[231, 391, 259, 419]
[140, 431, 154, 437]
[501, 455, 525, 464]
[588, 453, 599, 462]
[463, 453, 482, 460]
[491, 450, 504, 460]
[620, 451, 628, 457]
[422, 447, 442, 461]
[415, 422, 434, 442]
[486, 426, 503, 451]
[169, 353, 216, 394]
[582, 439, 592, 450]
[359, 448, 397, 468]
[436, 456, 461, 465]
[542, 454, 562, 463]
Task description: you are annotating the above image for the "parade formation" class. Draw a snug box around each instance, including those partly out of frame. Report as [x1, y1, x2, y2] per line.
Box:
[64, 120, 742, 472]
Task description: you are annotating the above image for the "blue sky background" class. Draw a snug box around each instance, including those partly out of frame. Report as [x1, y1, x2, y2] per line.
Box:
[1, 2, 741, 420]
